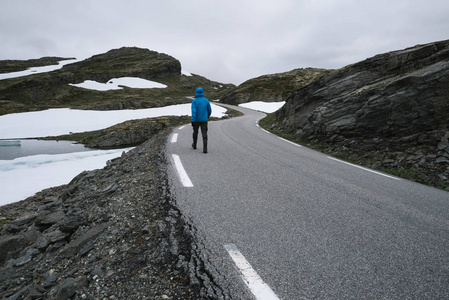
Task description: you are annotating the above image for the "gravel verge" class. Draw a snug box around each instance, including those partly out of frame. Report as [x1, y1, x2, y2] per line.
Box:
[0, 130, 222, 299]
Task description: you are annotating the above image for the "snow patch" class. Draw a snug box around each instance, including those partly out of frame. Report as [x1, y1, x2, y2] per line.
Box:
[181, 70, 192, 76]
[69, 77, 167, 91]
[0, 59, 80, 80]
[0, 103, 227, 139]
[239, 101, 285, 113]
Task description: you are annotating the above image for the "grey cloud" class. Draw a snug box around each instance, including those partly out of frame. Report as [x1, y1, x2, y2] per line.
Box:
[1, 0, 448, 85]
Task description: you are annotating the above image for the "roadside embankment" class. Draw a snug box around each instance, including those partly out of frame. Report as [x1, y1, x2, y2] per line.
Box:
[0, 129, 220, 299]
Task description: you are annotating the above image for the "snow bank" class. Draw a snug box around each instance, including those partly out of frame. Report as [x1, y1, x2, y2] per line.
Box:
[69, 77, 167, 91]
[239, 101, 285, 113]
[0, 103, 227, 139]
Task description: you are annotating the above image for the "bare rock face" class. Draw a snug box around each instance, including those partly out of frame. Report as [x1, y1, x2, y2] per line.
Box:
[276, 40, 449, 152]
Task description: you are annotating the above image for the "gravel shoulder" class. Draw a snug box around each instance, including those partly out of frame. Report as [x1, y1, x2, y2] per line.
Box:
[0, 130, 216, 299]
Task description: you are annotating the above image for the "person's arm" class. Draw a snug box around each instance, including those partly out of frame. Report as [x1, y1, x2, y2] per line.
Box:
[207, 101, 212, 118]
[191, 100, 197, 122]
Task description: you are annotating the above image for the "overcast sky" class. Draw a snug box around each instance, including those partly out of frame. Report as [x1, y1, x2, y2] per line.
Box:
[1, 0, 448, 85]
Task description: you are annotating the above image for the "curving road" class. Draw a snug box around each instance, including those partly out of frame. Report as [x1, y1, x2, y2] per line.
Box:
[166, 104, 449, 299]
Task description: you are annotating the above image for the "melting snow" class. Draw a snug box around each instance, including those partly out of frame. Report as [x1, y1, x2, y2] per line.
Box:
[69, 77, 167, 91]
[0, 59, 80, 80]
[239, 101, 285, 113]
[0, 104, 226, 139]
[181, 70, 192, 76]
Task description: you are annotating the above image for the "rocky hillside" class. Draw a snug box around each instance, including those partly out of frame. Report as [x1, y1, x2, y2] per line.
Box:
[0, 47, 234, 115]
[220, 68, 332, 105]
[272, 40, 449, 189]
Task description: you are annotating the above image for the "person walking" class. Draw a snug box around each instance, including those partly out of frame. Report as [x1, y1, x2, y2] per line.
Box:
[191, 87, 212, 153]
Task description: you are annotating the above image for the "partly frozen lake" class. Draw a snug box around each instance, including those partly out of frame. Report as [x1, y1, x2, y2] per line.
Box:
[0, 139, 92, 160]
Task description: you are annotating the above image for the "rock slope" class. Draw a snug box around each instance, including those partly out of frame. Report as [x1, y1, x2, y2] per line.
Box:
[274, 40, 449, 188]
[220, 68, 332, 105]
[0, 131, 224, 299]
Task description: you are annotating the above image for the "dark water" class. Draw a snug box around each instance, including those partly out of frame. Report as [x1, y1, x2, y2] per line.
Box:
[0, 139, 93, 160]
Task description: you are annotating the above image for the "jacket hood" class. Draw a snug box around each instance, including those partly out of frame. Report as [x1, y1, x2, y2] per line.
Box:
[195, 87, 204, 98]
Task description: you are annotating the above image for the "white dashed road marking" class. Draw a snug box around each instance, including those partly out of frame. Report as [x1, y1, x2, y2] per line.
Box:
[224, 244, 280, 300]
[172, 154, 193, 187]
[171, 133, 178, 143]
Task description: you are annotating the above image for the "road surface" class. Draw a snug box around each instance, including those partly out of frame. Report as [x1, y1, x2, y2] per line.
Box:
[166, 104, 449, 299]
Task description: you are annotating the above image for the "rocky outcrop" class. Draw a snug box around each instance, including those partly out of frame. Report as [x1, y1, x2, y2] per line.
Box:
[220, 68, 332, 105]
[276, 40, 449, 147]
[43, 116, 191, 149]
[61, 47, 181, 83]
[79, 116, 191, 148]
[0, 131, 221, 299]
[274, 40, 449, 188]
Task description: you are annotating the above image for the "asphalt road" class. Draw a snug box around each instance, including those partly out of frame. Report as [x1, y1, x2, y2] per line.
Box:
[166, 104, 449, 299]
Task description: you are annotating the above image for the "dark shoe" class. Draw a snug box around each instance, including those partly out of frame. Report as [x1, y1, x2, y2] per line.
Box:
[203, 148, 207, 153]
[192, 143, 196, 150]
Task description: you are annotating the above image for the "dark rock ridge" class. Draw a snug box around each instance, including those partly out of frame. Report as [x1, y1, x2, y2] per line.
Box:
[61, 47, 181, 83]
[220, 68, 332, 105]
[274, 40, 449, 188]
[0, 131, 226, 299]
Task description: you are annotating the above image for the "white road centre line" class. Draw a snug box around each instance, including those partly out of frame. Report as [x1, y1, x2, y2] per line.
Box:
[178, 125, 186, 130]
[172, 154, 194, 187]
[224, 244, 280, 300]
[278, 137, 302, 147]
[328, 156, 401, 180]
[171, 133, 178, 143]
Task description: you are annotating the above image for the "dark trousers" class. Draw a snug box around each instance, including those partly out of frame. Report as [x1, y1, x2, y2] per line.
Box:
[192, 122, 208, 150]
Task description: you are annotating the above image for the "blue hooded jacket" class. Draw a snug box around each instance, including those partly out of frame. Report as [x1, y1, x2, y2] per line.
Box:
[191, 87, 212, 122]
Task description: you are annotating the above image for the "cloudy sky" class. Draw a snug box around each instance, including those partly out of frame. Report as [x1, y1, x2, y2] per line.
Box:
[1, 0, 448, 85]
